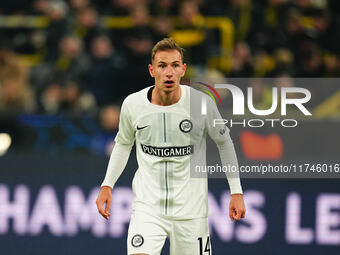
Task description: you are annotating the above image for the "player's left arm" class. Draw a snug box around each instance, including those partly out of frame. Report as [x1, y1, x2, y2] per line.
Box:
[216, 134, 246, 221]
[205, 96, 246, 221]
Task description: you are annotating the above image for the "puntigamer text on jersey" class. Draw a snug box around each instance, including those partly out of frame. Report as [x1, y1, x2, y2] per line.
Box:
[141, 144, 194, 157]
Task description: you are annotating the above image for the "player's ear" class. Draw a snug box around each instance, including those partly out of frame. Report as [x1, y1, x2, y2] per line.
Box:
[181, 63, 187, 77]
[148, 64, 154, 77]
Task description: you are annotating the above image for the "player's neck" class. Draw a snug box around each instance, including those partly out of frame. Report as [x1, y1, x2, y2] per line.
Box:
[152, 85, 181, 106]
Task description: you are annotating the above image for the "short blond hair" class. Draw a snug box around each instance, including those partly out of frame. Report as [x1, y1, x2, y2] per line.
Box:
[151, 38, 184, 63]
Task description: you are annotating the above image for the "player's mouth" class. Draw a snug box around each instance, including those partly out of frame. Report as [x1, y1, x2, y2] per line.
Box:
[164, 80, 175, 87]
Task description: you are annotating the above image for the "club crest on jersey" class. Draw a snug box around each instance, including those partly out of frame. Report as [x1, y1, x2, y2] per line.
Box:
[179, 119, 192, 133]
[131, 234, 144, 247]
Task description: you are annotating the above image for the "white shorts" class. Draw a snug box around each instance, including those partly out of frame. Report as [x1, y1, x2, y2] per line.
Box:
[127, 210, 211, 255]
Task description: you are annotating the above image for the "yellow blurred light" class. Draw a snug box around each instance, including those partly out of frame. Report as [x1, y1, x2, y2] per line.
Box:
[0, 133, 12, 156]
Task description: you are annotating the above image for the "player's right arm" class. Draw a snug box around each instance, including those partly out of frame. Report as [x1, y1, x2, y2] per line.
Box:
[96, 143, 132, 219]
[96, 98, 135, 220]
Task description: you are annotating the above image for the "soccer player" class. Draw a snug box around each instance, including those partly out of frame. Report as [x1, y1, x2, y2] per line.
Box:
[96, 38, 245, 255]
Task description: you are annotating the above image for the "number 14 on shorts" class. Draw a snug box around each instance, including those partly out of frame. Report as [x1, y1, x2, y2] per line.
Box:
[198, 236, 211, 255]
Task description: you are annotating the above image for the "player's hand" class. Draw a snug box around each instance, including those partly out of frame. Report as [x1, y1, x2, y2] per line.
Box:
[229, 194, 246, 221]
[96, 186, 112, 220]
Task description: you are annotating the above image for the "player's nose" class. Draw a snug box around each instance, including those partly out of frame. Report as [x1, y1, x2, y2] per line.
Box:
[165, 66, 174, 76]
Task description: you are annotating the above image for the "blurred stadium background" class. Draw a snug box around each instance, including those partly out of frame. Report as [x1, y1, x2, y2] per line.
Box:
[0, 0, 340, 254]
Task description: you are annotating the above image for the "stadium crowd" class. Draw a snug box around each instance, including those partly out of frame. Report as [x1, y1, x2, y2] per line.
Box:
[0, 0, 340, 121]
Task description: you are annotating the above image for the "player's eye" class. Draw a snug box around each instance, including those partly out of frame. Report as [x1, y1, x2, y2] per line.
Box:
[159, 64, 166, 68]
[173, 63, 180, 67]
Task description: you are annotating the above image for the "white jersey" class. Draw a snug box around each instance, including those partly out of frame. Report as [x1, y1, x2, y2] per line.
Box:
[115, 85, 241, 220]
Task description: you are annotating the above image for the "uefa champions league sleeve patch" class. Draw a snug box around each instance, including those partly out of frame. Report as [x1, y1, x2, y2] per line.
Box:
[131, 234, 144, 247]
[179, 119, 193, 133]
